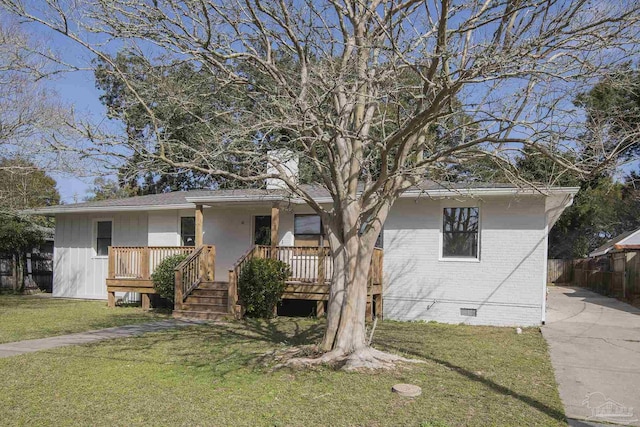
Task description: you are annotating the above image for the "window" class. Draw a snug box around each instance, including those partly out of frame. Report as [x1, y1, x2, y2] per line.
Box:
[442, 207, 479, 259]
[96, 221, 112, 256]
[294, 214, 323, 246]
[181, 217, 196, 246]
[294, 214, 322, 235]
[254, 215, 271, 245]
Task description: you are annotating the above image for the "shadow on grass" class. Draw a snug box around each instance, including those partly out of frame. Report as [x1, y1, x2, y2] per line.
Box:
[41, 318, 564, 423]
[41, 318, 324, 377]
[377, 340, 566, 423]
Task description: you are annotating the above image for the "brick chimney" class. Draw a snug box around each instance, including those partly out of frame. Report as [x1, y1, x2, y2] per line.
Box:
[266, 149, 299, 190]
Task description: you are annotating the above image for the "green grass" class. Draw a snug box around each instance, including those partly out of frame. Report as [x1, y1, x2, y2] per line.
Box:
[0, 294, 169, 344]
[0, 318, 566, 426]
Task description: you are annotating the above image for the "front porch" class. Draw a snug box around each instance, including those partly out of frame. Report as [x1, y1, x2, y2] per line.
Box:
[106, 243, 383, 319]
[106, 202, 383, 319]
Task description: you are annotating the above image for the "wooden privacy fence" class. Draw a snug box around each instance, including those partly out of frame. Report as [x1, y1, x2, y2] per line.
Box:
[547, 259, 575, 284]
[572, 268, 625, 296]
[548, 254, 640, 302]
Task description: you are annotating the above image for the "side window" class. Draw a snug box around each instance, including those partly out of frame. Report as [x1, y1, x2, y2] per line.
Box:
[442, 207, 479, 259]
[181, 217, 196, 246]
[254, 215, 272, 245]
[96, 221, 112, 256]
[294, 214, 322, 246]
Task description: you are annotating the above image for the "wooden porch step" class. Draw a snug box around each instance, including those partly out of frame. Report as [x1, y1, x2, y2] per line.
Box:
[186, 295, 228, 304]
[172, 310, 229, 321]
[190, 288, 228, 298]
[181, 302, 228, 312]
[197, 281, 229, 291]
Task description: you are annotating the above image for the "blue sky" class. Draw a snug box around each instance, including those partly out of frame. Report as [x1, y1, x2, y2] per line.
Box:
[23, 22, 112, 203]
[50, 71, 106, 203]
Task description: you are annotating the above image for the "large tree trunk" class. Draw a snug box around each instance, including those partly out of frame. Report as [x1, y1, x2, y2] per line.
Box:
[315, 201, 399, 365]
[331, 236, 371, 353]
[320, 236, 346, 351]
[321, 234, 372, 353]
[300, 225, 415, 370]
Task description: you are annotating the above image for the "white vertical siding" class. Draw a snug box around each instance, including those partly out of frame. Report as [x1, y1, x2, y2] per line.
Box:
[202, 205, 301, 280]
[383, 196, 547, 326]
[53, 212, 148, 300]
[148, 210, 180, 246]
[203, 206, 262, 280]
[279, 209, 295, 246]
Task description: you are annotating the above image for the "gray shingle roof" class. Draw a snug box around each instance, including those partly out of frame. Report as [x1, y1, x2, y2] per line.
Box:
[56, 188, 287, 209]
[28, 181, 577, 214]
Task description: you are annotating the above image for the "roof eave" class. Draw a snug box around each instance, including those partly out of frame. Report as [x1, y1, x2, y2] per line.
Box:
[186, 195, 288, 203]
[24, 203, 195, 215]
[25, 186, 581, 214]
[398, 186, 580, 198]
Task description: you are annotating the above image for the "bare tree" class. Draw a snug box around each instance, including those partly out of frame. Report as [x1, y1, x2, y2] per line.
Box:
[3, 0, 639, 368]
[0, 18, 78, 178]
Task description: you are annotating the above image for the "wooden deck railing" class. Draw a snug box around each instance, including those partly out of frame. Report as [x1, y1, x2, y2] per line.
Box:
[229, 245, 384, 318]
[108, 246, 195, 280]
[174, 245, 215, 310]
[255, 245, 384, 285]
[109, 244, 382, 316]
[256, 245, 332, 283]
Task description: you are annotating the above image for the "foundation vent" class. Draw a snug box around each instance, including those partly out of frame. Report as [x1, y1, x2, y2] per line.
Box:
[460, 308, 477, 317]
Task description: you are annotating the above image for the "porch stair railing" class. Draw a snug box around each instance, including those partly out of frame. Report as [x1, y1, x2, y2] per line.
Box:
[174, 245, 216, 310]
[227, 245, 258, 318]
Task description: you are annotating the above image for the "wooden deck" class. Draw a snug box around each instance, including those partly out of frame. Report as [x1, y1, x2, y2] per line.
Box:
[106, 244, 383, 319]
[106, 246, 195, 308]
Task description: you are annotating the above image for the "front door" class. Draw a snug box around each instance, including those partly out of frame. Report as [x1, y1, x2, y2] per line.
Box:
[254, 215, 271, 245]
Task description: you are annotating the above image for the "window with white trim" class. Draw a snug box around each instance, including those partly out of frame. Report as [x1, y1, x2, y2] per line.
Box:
[442, 207, 479, 259]
[96, 221, 112, 256]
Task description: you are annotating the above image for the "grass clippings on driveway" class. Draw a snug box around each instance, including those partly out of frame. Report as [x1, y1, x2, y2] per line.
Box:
[0, 318, 565, 426]
[0, 294, 169, 344]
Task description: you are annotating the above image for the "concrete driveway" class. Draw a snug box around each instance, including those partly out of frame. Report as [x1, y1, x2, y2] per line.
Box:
[543, 286, 640, 426]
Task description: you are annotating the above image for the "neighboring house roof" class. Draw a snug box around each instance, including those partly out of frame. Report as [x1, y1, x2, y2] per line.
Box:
[26, 181, 579, 215]
[589, 228, 640, 257]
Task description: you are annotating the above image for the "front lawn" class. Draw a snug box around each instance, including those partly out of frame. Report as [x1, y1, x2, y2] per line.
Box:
[0, 318, 566, 426]
[0, 294, 169, 344]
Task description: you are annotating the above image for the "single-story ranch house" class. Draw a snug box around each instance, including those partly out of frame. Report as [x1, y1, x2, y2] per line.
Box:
[29, 180, 578, 327]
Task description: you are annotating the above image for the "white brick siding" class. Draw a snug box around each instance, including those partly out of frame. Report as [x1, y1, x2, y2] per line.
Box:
[383, 195, 547, 326]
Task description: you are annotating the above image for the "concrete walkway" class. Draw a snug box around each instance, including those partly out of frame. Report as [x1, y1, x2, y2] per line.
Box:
[0, 319, 203, 358]
[543, 286, 640, 426]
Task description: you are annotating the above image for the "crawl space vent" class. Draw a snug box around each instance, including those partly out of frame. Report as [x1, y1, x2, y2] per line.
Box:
[460, 308, 477, 317]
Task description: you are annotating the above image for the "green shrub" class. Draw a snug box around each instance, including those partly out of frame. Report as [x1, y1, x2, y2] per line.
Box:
[238, 257, 291, 318]
[151, 254, 189, 301]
